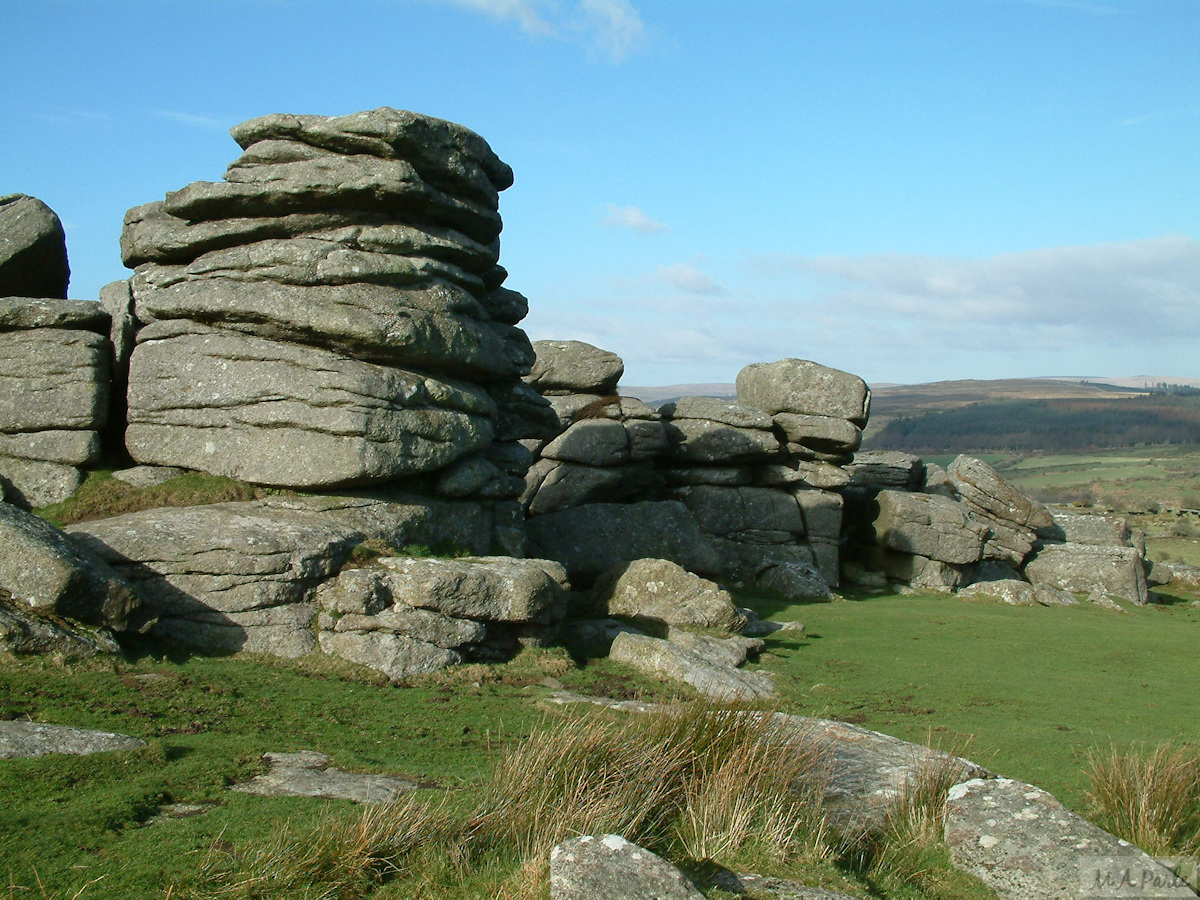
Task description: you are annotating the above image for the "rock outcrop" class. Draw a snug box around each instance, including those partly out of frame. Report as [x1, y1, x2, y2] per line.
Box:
[0, 298, 111, 506]
[549, 834, 704, 900]
[118, 108, 536, 503]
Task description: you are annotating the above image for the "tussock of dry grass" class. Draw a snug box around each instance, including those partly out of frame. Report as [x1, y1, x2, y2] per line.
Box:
[852, 744, 996, 900]
[1086, 741, 1200, 856]
[198, 703, 832, 899]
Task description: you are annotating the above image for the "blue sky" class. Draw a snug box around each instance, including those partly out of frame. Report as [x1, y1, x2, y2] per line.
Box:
[4, 0, 1198, 386]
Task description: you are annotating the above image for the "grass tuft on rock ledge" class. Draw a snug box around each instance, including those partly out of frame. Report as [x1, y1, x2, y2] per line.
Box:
[34, 469, 283, 527]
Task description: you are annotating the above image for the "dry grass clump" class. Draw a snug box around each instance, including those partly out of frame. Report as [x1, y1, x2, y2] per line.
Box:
[1086, 740, 1200, 856]
[198, 703, 832, 899]
[853, 746, 996, 900]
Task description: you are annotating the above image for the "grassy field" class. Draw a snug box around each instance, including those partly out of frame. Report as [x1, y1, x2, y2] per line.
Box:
[743, 589, 1200, 813]
[4, 582, 1200, 898]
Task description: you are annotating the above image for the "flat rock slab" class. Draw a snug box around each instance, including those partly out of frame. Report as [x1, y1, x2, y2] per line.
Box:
[0, 721, 146, 758]
[550, 834, 704, 900]
[230, 750, 418, 804]
[609, 631, 776, 702]
[772, 713, 990, 837]
[707, 871, 860, 899]
[945, 777, 1197, 899]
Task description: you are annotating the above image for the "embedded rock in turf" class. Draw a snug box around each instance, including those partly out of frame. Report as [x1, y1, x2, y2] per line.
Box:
[945, 777, 1197, 899]
[608, 631, 776, 701]
[230, 751, 418, 804]
[0, 721, 146, 759]
[549, 834, 705, 900]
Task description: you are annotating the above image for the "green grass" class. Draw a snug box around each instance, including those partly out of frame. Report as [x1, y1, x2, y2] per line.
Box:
[34, 470, 283, 527]
[0, 645, 686, 898]
[743, 590, 1200, 812]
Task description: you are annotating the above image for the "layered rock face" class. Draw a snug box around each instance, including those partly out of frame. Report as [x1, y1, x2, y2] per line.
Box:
[524, 345, 859, 592]
[117, 109, 536, 497]
[0, 298, 110, 507]
[521, 340, 663, 514]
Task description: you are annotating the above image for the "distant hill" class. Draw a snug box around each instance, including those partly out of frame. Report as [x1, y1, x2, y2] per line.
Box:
[620, 383, 736, 404]
[620, 376, 1200, 453]
[866, 394, 1200, 455]
[864, 378, 1149, 440]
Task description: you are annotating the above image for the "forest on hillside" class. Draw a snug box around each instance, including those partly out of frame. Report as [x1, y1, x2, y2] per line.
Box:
[866, 394, 1200, 454]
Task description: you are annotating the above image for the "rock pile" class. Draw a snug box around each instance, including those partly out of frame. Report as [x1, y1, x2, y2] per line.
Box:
[521, 340, 665, 515]
[846, 452, 1153, 604]
[522, 347, 858, 595]
[116, 108, 537, 499]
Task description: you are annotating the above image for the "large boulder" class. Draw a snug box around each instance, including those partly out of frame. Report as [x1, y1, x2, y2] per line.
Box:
[735, 358, 870, 425]
[591, 558, 746, 632]
[524, 340, 623, 395]
[0, 194, 69, 298]
[124, 321, 495, 488]
[549, 835, 704, 900]
[1024, 543, 1150, 605]
[1041, 509, 1134, 548]
[526, 501, 723, 582]
[370, 556, 568, 623]
[945, 777, 1196, 900]
[948, 456, 1053, 565]
[0, 501, 142, 632]
[870, 490, 986, 565]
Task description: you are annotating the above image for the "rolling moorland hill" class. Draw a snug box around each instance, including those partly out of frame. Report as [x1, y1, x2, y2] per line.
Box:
[625, 377, 1200, 453]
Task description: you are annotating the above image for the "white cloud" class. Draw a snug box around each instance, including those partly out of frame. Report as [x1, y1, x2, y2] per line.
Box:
[654, 262, 727, 296]
[525, 236, 1200, 386]
[153, 109, 228, 130]
[576, 0, 645, 62]
[602, 203, 669, 233]
[1117, 105, 1200, 128]
[432, 0, 645, 62]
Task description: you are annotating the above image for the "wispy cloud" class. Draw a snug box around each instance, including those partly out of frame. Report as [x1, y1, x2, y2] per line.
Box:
[654, 262, 727, 295]
[602, 203, 669, 233]
[152, 109, 228, 131]
[524, 236, 1200, 386]
[1117, 105, 1200, 128]
[1000, 0, 1123, 14]
[431, 0, 646, 62]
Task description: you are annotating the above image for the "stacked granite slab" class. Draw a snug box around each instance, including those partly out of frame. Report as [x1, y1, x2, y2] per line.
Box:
[0, 194, 112, 506]
[659, 395, 818, 585]
[521, 340, 666, 515]
[116, 109, 537, 498]
[721, 358, 870, 585]
[0, 299, 110, 507]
